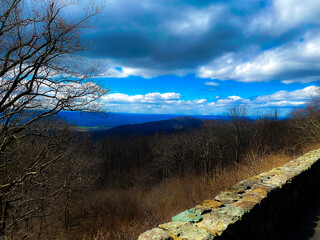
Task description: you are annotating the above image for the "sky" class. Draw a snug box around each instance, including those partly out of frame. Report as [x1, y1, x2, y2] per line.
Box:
[82, 0, 320, 116]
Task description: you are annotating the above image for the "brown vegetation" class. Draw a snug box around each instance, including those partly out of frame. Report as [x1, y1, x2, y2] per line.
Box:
[57, 105, 320, 240]
[76, 151, 295, 240]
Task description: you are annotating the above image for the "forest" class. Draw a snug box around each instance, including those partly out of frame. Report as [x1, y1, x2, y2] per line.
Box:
[2, 102, 320, 239]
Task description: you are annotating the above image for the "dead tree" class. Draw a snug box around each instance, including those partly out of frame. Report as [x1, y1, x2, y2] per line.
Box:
[229, 105, 248, 165]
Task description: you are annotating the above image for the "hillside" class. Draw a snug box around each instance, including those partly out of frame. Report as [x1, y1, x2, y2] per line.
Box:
[90, 116, 205, 139]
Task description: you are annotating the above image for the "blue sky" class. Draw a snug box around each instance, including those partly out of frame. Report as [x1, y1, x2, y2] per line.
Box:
[81, 0, 320, 116]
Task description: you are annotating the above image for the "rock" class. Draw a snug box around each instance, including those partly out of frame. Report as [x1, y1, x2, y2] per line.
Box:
[229, 200, 257, 210]
[160, 221, 215, 240]
[218, 206, 247, 218]
[214, 191, 240, 204]
[172, 210, 203, 222]
[230, 179, 259, 193]
[138, 228, 173, 240]
[195, 206, 245, 236]
[202, 200, 224, 209]
[276, 166, 302, 176]
[260, 173, 290, 187]
[239, 189, 265, 203]
[190, 205, 212, 215]
[252, 187, 268, 198]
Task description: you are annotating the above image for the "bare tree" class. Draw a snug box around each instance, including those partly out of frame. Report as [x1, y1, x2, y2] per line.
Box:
[290, 90, 320, 146]
[191, 122, 218, 177]
[0, 0, 108, 237]
[229, 105, 248, 164]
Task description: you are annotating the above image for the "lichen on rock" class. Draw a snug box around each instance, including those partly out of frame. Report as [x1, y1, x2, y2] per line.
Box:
[160, 221, 214, 240]
[172, 210, 203, 223]
[138, 228, 173, 240]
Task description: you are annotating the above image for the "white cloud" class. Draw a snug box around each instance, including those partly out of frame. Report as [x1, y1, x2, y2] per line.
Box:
[263, 101, 305, 107]
[194, 99, 207, 104]
[101, 91, 220, 114]
[216, 96, 244, 105]
[205, 81, 219, 86]
[101, 92, 181, 103]
[99, 66, 152, 78]
[198, 32, 320, 82]
[249, 0, 320, 35]
[101, 86, 319, 115]
[281, 77, 319, 84]
[99, 64, 190, 79]
[255, 86, 318, 102]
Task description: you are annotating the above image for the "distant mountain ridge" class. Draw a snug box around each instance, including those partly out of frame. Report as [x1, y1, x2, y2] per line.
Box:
[91, 116, 205, 139]
[57, 111, 230, 129]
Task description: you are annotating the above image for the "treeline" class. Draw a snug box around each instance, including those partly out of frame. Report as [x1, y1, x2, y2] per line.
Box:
[93, 106, 315, 190]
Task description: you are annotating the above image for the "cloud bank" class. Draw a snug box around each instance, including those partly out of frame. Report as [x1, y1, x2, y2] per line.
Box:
[85, 0, 320, 83]
[101, 86, 318, 115]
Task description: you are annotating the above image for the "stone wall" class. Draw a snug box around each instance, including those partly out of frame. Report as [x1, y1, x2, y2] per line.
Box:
[138, 149, 320, 240]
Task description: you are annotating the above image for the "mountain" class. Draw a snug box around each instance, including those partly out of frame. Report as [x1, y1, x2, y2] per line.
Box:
[57, 111, 230, 130]
[90, 116, 205, 139]
[58, 112, 187, 129]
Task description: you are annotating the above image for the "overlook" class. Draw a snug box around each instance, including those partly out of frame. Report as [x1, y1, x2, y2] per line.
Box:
[1, 0, 320, 239]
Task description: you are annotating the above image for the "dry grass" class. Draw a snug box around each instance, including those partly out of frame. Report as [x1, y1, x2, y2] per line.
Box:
[62, 147, 311, 240]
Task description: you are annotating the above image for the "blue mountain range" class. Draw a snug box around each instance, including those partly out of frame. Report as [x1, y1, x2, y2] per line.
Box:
[57, 111, 230, 130]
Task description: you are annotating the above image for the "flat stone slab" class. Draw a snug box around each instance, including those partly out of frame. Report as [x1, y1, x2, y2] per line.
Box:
[230, 179, 259, 193]
[138, 228, 173, 240]
[214, 191, 240, 204]
[229, 200, 257, 210]
[190, 205, 212, 215]
[172, 210, 203, 222]
[160, 221, 214, 240]
[195, 206, 246, 236]
[202, 200, 224, 209]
